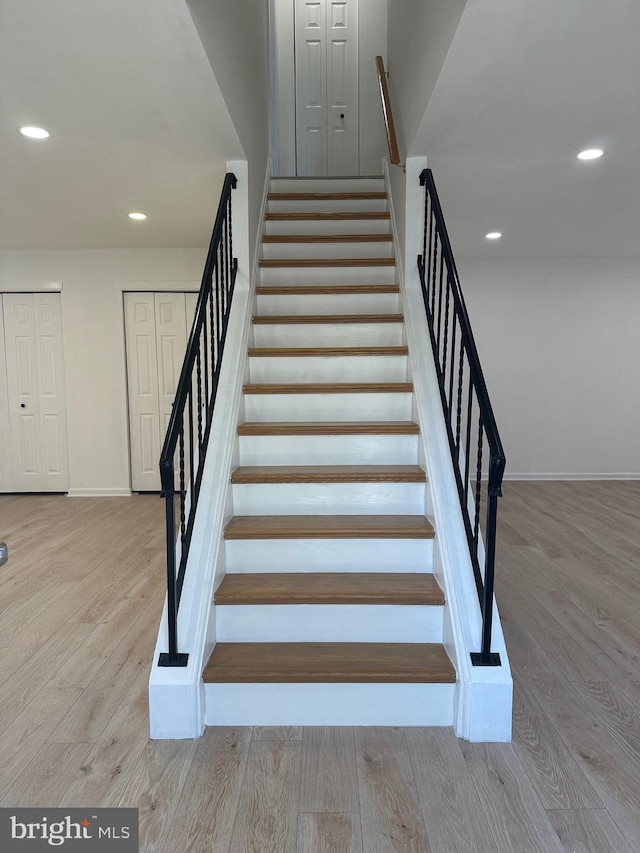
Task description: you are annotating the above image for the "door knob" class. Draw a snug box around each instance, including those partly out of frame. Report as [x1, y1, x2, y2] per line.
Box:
[340, 113, 345, 119]
[20, 403, 26, 408]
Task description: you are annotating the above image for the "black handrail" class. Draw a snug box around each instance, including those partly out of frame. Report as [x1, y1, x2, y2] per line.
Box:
[158, 172, 238, 667]
[417, 168, 506, 666]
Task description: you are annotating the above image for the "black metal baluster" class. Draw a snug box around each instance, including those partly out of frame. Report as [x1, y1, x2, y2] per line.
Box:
[436, 244, 445, 356]
[430, 226, 438, 320]
[188, 387, 195, 510]
[179, 426, 186, 546]
[464, 384, 473, 500]
[203, 300, 209, 411]
[448, 308, 457, 420]
[196, 346, 203, 453]
[455, 340, 464, 458]
[474, 414, 484, 565]
[442, 277, 451, 406]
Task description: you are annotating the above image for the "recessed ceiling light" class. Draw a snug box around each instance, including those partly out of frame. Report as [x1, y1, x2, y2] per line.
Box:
[19, 126, 51, 139]
[577, 148, 604, 160]
[128, 212, 147, 220]
[485, 232, 502, 240]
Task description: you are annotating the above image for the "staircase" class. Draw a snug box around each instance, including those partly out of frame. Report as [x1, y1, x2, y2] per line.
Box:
[202, 176, 457, 726]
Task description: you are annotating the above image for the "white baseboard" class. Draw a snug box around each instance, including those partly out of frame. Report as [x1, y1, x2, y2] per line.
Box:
[67, 487, 132, 497]
[504, 472, 640, 481]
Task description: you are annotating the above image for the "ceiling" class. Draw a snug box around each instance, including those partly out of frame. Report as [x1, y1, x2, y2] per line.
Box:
[0, 0, 241, 250]
[420, 0, 640, 259]
[2, 0, 639, 259]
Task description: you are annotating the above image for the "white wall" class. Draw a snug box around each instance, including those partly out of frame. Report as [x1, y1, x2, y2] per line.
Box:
[187, 0, 271, 257]
[270, 0, 388, 176]
[386, 0, 467, 159]
[0, 248, 209, 494]
[458, 258, 640, 478]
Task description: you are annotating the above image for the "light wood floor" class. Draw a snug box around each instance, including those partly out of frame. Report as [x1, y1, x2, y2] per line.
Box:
[0, 482, 639, 852]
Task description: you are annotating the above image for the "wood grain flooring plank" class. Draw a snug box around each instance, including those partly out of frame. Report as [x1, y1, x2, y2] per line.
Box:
[299, 727, 359, 813]
[0, 687, 83, 800]
[512, 680, 603, 809]
[508, 647, 640, 846]
[252, 726, 303, 742]
[229, 740, 301, 853]
[298, 813, 363, 853]
[355, 727, 430, 853]
[0, 623, 95, 734]
[1, 742, 92, 807]
[404, 728, 502, 853]
[460, 742, 565, 853]
[547, 808, 636, 853]
[162, 727, 251, 853]
[57, 698, 149, 807]
[118, 739, 199, 853]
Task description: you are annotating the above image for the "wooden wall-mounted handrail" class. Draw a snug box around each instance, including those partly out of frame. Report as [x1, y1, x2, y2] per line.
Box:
[375, 55, 401, 166]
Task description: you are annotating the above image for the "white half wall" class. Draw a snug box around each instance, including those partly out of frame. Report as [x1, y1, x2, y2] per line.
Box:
[0, 246, 211, 493]
[458, 257, 640, 478]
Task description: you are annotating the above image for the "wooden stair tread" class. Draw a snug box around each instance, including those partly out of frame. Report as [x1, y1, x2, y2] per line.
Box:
[214, 572, 444, 605]
[247, 346, 408, 357]
[237, 421, 420, 436]
[242, 382, 413, 395]
[268, 192, 387, 201]
[203, 642, 455, 683]
[256, 285, 400, 295]
[231, 465, 426, 484]
[224, 515, 435, 540]
[259, 258, 395, 268]
[252, 313, 403, 324]
[263, 234, 392, 243]
[266, 211, 390, 221]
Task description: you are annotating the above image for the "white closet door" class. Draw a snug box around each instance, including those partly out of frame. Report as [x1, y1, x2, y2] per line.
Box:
[125, 293, 162, 491]
[327, 0, 359, 175]
[2, 293, 69, 492]
[0, 299, 13, 491]
[125, 293, 195, 492]
[295, 0, 328, 175]
[295, 0, 359, 176]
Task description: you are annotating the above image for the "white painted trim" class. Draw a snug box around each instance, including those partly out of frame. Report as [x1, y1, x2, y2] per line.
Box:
[149, 159, 270, 739]
[0, 281, 62, 292]
[504, 472, 640, 481]
[389, 155, 512, 742]
[383, 156, 404, 289]
[67, 487, 132, 497]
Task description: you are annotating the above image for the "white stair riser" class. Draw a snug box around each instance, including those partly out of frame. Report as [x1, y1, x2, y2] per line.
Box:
[268, 198, 388, 214]
[231, 482, 426, 516]
[238, 434, 420, 466]
[259, 266, 396, 286]
[216, 604, 444, 643]
[248, 355, 408, 384]
[265, 218, 391, 236]
[252, 323, 404, 348]
[225, 538, 434, 573]
[270, 178, 384, 193]
[262, 241, 394, 260]
[204, 683, 455, 726]
[243, 392, 413, 422]
[256, 293, 400, 315]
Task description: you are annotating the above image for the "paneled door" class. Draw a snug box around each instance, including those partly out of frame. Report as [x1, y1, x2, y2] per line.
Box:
[0, 293, 69, 492]
[295, 0, 359, 175]
[124, 292, 196, 491]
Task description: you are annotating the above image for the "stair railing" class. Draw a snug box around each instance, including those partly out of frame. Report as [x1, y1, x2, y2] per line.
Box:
[418, 169, 506, 666]
[158, 173, 237, 667]
[375, 55, 401, 166]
